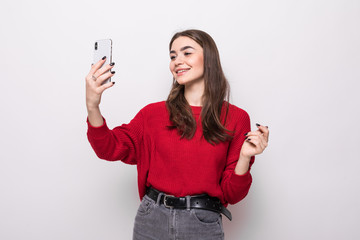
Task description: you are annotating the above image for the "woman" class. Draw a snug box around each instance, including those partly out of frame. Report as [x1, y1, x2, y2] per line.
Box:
[86, 29, 269, 240]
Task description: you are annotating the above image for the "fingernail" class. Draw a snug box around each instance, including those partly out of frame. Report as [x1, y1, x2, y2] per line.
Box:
[256, 123, 260, 127]
[91, 63, 94, 66]
[112, 82, 115, 85]
[244, 133, 248, 136]
[266, 126, 268, 128]
[111, 71, 115, 74]
[110, 62, 115, 66]
[245, 136, 248, 140]
[102, 56, 106, 60]
[247, 138, 251, 141]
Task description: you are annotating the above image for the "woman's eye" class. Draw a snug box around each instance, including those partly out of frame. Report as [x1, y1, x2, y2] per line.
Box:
[170, 56, 176, 60]
[184, 52, 191, 56]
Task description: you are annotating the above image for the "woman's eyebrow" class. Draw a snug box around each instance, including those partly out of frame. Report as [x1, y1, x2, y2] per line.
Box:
[170, 46, 195, 54]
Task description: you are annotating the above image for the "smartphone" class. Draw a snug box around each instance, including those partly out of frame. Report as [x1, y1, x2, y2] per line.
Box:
[93, 39, 112, 84]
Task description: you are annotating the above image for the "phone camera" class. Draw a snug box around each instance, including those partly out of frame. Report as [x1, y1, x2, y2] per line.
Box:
[95, 42, 98, 50]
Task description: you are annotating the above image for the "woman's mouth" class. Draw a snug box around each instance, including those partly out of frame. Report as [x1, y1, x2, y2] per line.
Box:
[176, 68, 190, 76]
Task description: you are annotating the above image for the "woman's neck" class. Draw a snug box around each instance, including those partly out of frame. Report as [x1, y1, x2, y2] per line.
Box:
[184, 79, 204, 106]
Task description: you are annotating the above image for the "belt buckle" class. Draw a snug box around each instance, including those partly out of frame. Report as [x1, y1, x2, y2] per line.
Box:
[163, 194, 175, 208]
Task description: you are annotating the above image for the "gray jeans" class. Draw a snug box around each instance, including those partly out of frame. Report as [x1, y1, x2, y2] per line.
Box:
[133, 194, 224, 240]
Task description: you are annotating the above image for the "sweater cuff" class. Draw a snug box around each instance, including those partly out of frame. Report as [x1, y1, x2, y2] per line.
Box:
[86, 117, 110, 139]
[230, 170, 252, 186]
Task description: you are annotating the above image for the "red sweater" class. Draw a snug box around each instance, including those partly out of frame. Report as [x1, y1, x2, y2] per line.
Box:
[87, 101, 254, 206]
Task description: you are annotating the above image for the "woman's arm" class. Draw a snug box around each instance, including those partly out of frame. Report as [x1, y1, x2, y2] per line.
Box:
[221, 110, 269, 205]
[87, 106, 104, 127]
[234, 154, 251, 175]
[85, 56, 115, 126]
[86, 111, 144, 164]
[85, 56, 144, 163]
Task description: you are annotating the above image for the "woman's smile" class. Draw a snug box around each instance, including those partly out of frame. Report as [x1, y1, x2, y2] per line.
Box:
[169, 36, 204, 86]
[175, 68, 191, 76]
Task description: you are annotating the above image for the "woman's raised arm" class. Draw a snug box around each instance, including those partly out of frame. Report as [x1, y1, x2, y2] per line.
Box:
[85, 56, 115, 126]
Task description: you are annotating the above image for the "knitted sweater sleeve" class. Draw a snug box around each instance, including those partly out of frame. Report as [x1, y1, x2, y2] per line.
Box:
[220, 110, 255, 205]
[86, 109, 144, 164]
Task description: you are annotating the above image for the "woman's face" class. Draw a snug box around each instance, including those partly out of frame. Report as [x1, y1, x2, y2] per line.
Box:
[169, 36, 204, 86]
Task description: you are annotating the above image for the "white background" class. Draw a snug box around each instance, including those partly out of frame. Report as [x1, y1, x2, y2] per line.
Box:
[1, 0, 359, 239]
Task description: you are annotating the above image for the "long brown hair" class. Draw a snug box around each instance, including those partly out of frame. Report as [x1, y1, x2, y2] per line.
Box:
[166, 29, 233, 145]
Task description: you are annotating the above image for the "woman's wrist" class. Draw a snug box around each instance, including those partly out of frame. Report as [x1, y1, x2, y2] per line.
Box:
[239, 152, 251, 162]
[234, 153, 252, 175]
[86, 104, 100, 113]
[87, 106, 104, 127]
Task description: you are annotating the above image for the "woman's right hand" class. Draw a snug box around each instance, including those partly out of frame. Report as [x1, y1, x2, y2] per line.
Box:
[85, 57, 115, 111]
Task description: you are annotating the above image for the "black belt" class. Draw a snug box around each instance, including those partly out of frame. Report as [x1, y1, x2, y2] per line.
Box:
[146, 187, 232, 221]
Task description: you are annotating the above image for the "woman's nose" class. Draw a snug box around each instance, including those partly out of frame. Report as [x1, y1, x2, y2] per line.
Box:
[174, 56, 184, 65]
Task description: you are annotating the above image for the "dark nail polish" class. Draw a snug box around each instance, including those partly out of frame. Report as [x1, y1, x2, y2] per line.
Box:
[102, 56, 106, 60]
[111, 71, 115, 74]
[245, 136, 248, 140]
[112, 82, 115, 85]
[110, 62, 115, 66]
[256, 123, 260, 127]
[244, 133, 248, 136]
[266, 126, 268, 128]
[247, 138, 251, 141]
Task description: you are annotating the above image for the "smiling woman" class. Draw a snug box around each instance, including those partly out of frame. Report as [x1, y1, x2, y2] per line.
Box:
[85, 29, 269, 240]
[167, 30, 232, 144]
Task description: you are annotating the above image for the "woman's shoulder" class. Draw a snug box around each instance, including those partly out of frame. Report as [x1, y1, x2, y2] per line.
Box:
[142, 100, 166, 109]
[224, 101, 250, 119]
[139, 101, 167, 114]
[223, 102, 251, 128]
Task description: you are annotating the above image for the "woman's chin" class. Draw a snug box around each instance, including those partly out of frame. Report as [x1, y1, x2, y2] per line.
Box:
[175, 78, 187, 85]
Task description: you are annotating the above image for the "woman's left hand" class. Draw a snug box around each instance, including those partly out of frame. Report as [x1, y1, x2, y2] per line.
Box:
[240, 124, 269, 158]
